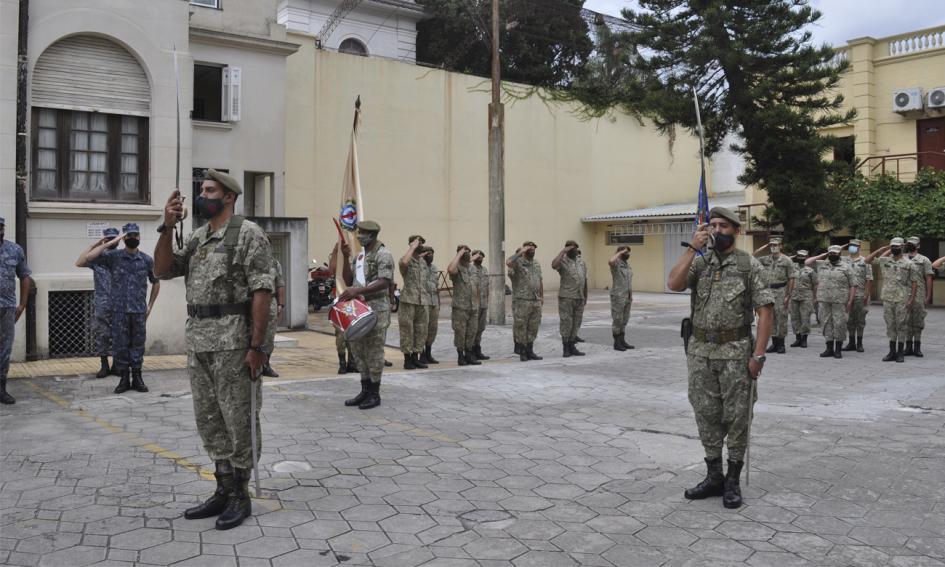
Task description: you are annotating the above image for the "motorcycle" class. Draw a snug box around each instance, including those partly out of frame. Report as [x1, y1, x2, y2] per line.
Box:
[308, 261, 335, 312]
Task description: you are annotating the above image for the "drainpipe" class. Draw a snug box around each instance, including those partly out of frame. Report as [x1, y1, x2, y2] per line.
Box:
[15, 0, 35, 359]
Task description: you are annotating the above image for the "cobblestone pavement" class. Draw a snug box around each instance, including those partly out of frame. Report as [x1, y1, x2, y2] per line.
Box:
[2, 291, 944, 567]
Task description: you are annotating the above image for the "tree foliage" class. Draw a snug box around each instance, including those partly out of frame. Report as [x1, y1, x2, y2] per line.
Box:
[836, 169, 945, 241]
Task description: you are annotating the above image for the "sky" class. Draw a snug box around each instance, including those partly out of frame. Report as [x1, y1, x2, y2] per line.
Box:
[583, 0, 945, 48]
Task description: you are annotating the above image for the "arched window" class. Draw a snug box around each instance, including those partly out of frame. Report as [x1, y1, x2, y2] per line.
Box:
[338, 38, 368, 57]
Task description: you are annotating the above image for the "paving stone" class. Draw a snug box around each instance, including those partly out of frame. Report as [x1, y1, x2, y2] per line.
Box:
[38, 545, 105, 567]
[551, 532, 615, 554]
[328, 530, 391, 553]
[137, 541, 200, 564]
[234, 536, 298, 558]
[109, 528, 172, 551]
[512, 550, 578, 567]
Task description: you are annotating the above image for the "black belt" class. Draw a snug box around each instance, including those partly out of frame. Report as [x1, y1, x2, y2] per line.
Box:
[187, 302, 250, 318]
[693, 326, 751, 344]
[769, 282, 787, 289]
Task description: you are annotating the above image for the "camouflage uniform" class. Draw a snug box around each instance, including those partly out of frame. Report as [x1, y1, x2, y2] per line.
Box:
[813, 260, 853, 342]
[789, 264, 816, 335]
[876, 256, 918, 343]
[160, 216, 273, 469]
[1, 239, 31, 391]
[89, 261, 114, 357]
[555, 256, 587, 341]
[758, 254, 794, 339]
[907, 253, 933, 341]
[450, 263, 480, 351]
[398, 256, 429, 355]
[423, 262, 440, 346]
[845, 256, 873, 338]
[349, 242, 394, 384]
[508, 253, 542, 345]
[264, 259, 284, 355]
[474, 264, 489, 345]
[90, 250, 157, 371]
[609, 257, 633, 335]
[686, 250, 772, 461]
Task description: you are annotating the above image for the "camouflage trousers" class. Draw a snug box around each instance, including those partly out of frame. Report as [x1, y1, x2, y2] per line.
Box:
[818, 302, 848, 342]
[0, 308, 13, 385]
[687, 352, 757, 461]
[425, 305, 439, 346]
[189, 349, 261, 469]
[883, 300, 909, 342]
[397, 302, 428, 354]
[789, 299, 813, 335]
[846, 294, 870, 336]
[112, 312, 146, 371]
[475, 308, 488, 345]
[512, 299, 541, 344]
[610, 296, 631, 335]
[907, 300, 927, 341]
[452, 308, 479, 351]
[558, 297, 585, 341]
[264, 298, 278, 355]
[93, 309, 112, 357]
[770, 288, 788, 338]
[350, 309, 390, 384]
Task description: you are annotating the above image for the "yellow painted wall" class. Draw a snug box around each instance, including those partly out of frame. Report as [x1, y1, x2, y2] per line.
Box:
[588, 227, 666, 293]
[284, 34, 701, 290]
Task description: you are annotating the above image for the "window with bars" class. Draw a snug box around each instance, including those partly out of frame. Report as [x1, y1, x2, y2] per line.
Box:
[48, 290, 95, 358]
[31, 107, 149, 203]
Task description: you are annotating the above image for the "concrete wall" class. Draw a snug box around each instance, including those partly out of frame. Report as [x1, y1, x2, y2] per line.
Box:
[190, 0, 281, 38]
[0, 0, 22, 359]
[248, 216, 308, 329]
[284, 37, 702, 292]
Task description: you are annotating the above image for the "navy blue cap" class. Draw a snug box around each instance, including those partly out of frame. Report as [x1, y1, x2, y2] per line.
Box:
[103, 227, 119, 237]
[123, 223, 141, 234]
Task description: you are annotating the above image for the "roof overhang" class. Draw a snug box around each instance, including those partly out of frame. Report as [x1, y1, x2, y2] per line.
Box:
[581, 193, 745, 223]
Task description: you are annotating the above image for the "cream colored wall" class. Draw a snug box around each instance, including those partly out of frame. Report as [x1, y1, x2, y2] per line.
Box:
[587, 227, 666, 293]
[285, 35, 701, 290]
[189, 0, 282, 38]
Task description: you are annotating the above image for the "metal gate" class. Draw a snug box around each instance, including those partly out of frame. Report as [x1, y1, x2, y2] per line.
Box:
[48, 290, 95, 358]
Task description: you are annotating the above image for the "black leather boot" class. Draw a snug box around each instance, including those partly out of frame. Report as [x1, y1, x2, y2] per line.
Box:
[425, 344, 439, 364]
[903, 339, 915, 356]
[458, 349, 468, 366]
[766, 338, 778, 353]
[403, 353, 416, 370]
[896, 342, 905, 363]
[790, 335, 802, 348]
[800, 334, 808, 348]
[0, 380, 15, 405]
[359, 381, 381, 410]
[345, 379, 370, 407]
[574, 336, 585, 343]
[465, 351, 482, 365]
[619, 333, 635, 350]
[413, 352, 428, 369]
[842, 337, 856, 351]
[96, 356, 110, 378]
[346, 354, 358, 373]
[684, 457, 724, 500]
[131, 368, 149, 392]
[526, 342, 542, 361]
[722, 460, 744, 509]
[819, 341, 834, 358]
[856, 335, 864, 352]
[110, 361, 121, 376]
[418, 349, 432, 365]
[514, 342, 523, 355]
[562, 340, 572, 358]
[913, 341, 924, 358]
[475, 345, 490, 360]
[261, 362, 278, 377]
[338, 353, 347, 375]
[570, 341, 585, 356]
[776, 337, 786, 354]
[215, 467, 252, 530]
[114, 369, 131, 394]
[184, 461, 233, 519]
[613, 334, 627, 351]
[833, 341, 842, 359]
[882, 341, 897, 362]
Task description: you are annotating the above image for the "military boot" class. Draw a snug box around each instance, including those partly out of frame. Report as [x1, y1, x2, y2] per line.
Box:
[345, 379, 370, 407]
[261, 363, 279, 378]
[722, 460, 745, 509]
[790, 335, 802, 348]
[96, 356, 110, 378]
[766, 338, 778, 353]
[114, 369, 131, 394]
[882, 341, 897, 362]
[458, 349, 468, 366]
[841, 337, 857, 351]
[110, 362, 121, 376]
[903, 340, 915, 357]
[184, 461, 233, 519]
[569, 341, 585, 357]
[215, 467, 252, 530]
[613, 334, 627, 351]
[819, 341, 834, 358]
[856, 335, 864, 353]
[562, 340, 572, 358]
[574, 336, 585, 343]
[526, 343, 543, 361]
[474, 345, 490, 360]
[800, 334, 808, 348]
[896, 342, 905, 363]
[517, 343, 528, 361]
[359, 381, 381, 410]
[776, 337, 786, 354]
[913, 341, 924, 358]
[418, 348, 432, 365]
[413, 352, 428, 369]
[465, 351, 482, 365]
[131, 368, 149, 392]
[833, 341, 842, 359]
[337, 353, 348, 374]
[346, 357, 358, 373]
[403, 353, 417, 370]
[684, 457, 724, 500]
[514, 342, 524, 355]
[619, 333, 635, 350]
[0, 380, 15, 405]
[425, 345, 439, 364]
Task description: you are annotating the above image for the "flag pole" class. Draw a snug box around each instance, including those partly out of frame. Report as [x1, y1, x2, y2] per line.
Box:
[692, 86, 707, 185]
[352, 96, 364, 221]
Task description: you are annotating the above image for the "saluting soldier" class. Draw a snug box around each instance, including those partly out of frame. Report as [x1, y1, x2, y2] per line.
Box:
[419, 246, 440, 365]
[398, 235, 429, 369]
[472, 250, 490, 361]
[448, 245, 481, 366]
[0, 216, 32, 405]
[805, 246, 855, 359]
[667, 206, 774, 509]
[866, 238, 919, 363]
[904, 236, 933, 357]
[788, 250, 816, 348]
[155, 169, 273, 530]
[552, 240, 588, 357]
[76, 227, 120, 378]
[507, 242, 543, 361]
[608, 246, 634, 351]
[754, 237, 794, 354]
[842, 239, 873, 353]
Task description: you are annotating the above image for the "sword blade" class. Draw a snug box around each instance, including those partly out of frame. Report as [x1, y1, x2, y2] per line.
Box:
[250, 377, 261, 498]
[173, 46, 181, 192]
[746, 378, 757, 486]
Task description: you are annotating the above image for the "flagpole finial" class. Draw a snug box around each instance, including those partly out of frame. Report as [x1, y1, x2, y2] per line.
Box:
[355, 95, 361, 109]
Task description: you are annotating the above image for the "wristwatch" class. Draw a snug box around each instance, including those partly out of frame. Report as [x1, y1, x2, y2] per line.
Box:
[751, 354, 766, 364]
[156, 224, 167, 234]
[249, 345, 266, 354]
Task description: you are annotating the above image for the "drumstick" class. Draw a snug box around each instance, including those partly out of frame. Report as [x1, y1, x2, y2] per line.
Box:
[332, 218, 349, 294]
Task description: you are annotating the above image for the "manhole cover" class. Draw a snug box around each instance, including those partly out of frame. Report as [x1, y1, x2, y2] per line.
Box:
[272, 460, 312, 473]
[458, 509, 514, 530]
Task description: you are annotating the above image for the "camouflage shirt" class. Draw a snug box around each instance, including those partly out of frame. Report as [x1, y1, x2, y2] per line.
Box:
[450, 263, 480, 310]
[687, 250, 773, 360]
[89, 249, 157, 314]
[0, 239, 31, 308]
[399, 256, 425, 305]
[792, 264, 817, 301]
[876, 256, 918, 303]
[609, 258, 632, 298]
[89, 261, 114, 314]
[351, 242, 394, 312]
[508, 254, 542, 301]
[422, 262, 439, 306]
[909, 253, 934, 296]
[161, 216, 274, 353]
[758, 254, 795, 286]
[555, 256, 587, 300]
[813, 260, 853, 303]
[272, 259, 285, 290]
[844, 256, 873, 297]
[475, 264, 489, 306]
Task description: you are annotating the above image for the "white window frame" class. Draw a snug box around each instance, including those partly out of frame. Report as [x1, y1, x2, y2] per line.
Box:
[190, 0, 220, 9]
[222, 66, 241, 122]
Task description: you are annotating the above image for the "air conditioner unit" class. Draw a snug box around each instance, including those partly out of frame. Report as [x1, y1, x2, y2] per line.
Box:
[928, 87, 945, 110]
[892, 88, 923, 113]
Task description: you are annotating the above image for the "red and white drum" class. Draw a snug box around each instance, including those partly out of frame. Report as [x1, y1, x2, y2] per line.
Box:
[329, 298, 378, 341]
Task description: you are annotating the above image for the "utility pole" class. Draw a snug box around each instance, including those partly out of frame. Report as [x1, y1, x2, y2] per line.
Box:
[487, 0, 506, 325]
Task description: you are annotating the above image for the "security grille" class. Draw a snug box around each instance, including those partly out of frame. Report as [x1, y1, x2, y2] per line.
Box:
[607, 221, 693, 236]
[48, 290, 95, 358]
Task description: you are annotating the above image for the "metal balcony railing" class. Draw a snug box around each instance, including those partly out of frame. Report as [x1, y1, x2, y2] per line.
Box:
[855, 152, 945, 181]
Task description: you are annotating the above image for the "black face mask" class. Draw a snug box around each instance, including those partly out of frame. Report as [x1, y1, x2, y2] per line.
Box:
[461, 252, 470, 263]
[125, 238, 140, 249]
[567, 250, 578, 259]
[524, 250, 535, 260]
[622, 253, 630, 260]
[828, 254, 840, 263]
[474, 259, 483, 266]
[891, 247, 902, 256]
[425, 256, 433, 265]
[195, 195, 225, 219]
[905, 243, 917, 253]
[713, 232, 736, 251]
[0, 229, 4, 241]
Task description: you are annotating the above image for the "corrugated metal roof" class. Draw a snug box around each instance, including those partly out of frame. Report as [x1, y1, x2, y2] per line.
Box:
[581, 193, 745, 222]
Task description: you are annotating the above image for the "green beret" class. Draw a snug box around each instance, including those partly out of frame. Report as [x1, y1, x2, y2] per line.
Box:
[207, 168, 242, 195]
[890, 237, 904, 246]
[522, 241, 537, 248]
[708, 206, 741, 227]
[849, 238, 862, 246]
[357, 220, 381, 232]
[565, 240, 579, 248]
[408, 234, 426, 245]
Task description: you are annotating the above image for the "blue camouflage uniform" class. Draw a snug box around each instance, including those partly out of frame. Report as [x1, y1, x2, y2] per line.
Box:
[1, 220, 32, 389]
[89, 228, 119, 357]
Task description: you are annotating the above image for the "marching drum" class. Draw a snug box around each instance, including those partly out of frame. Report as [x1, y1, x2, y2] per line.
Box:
[329, 298, 378, 341]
